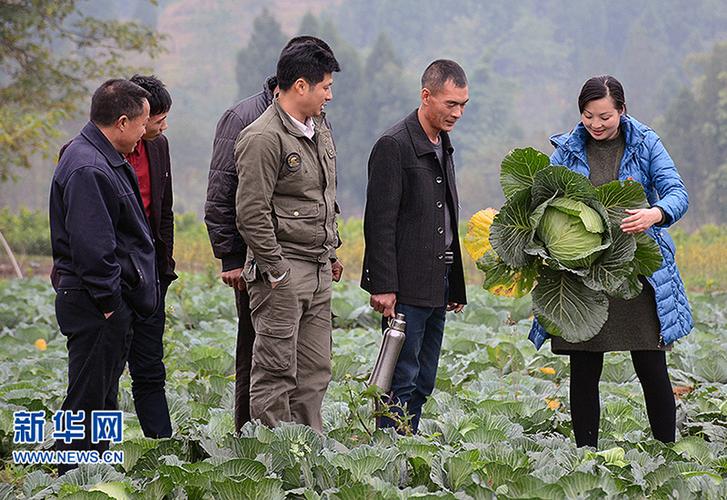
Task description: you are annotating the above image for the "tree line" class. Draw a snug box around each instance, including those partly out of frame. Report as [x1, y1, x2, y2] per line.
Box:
[0, 0, 725, 228]
[233, 4, 727, 226]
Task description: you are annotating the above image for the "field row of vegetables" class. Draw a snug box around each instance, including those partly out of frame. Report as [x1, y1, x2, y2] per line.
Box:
[0, 275, 725, 498]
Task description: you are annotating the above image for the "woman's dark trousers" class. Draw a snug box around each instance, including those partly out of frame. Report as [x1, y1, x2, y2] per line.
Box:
[569, 350, 676, 447]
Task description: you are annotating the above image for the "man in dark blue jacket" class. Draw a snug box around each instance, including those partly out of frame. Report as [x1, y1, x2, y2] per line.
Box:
[49, 79, 158, 474]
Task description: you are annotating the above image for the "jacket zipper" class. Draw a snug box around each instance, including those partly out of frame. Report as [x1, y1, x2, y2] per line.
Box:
[652, 228, 667, 348]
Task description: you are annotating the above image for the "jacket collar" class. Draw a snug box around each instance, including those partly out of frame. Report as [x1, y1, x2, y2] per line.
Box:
[273, 98, 328, 138]
[620, 115, 647, 151]
[80, 121, 126, 168]
[550, 115, 648, 160]
[404, 109, 454, 157]
[263, 75, 277, 103]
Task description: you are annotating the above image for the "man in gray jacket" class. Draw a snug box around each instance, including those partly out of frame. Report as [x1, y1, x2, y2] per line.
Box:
[204, 36, 342, 432]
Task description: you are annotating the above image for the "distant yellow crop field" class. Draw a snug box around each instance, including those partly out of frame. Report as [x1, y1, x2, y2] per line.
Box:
[2, 210, 724, 292]
[173, 216, 726, 293]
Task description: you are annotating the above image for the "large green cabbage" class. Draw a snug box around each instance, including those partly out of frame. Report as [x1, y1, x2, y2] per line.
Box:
[536, 198, 605, 268]
[472, 147, 664, 343]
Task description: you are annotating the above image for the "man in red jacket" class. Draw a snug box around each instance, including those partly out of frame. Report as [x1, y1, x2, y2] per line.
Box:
[126, 74, 176, 438]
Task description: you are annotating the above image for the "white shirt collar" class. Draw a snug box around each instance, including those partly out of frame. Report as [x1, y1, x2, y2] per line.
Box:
[286, 113, 315, 139]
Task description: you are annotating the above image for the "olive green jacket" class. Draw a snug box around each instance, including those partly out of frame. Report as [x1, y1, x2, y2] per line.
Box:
[235, 99, 338, 277]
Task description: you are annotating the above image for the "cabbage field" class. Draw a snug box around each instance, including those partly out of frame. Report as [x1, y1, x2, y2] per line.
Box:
[1, 275, 726, 499]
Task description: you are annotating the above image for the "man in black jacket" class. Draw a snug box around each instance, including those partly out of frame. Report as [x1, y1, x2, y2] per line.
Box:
[50, 79, 157, 473]
[361, 60, 469, 433]
[126, 74, 176, 438]
[205, 72, 275, 433]
[204, 36, 342, 432]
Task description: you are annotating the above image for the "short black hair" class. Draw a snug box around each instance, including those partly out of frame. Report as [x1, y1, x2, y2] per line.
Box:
[266, 36, 335, 91]
[90, 79, 150, 126]
[578, 75, 627, 114]
[276, 40, 340, 91]
[421, 59, 467, 94]
[283, 35, 333, 54]
[129, 74, 172, 116]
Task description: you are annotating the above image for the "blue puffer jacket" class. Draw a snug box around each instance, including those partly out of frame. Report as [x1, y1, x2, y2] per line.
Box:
[528, 115, 693, 349]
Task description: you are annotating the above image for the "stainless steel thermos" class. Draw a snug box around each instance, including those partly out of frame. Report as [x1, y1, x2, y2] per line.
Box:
[368, 313, 406, 392]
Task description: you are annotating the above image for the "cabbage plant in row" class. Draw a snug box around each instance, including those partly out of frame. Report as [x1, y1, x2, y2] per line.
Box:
[465, 147, 664, 343]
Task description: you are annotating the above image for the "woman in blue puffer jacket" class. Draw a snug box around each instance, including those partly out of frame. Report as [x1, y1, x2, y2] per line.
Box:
[531, 75, 692, 448]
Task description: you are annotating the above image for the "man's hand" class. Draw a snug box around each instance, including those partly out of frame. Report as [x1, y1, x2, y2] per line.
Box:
[371, 293, 397, 318]
[268, 269, 288, 289]
[447, 302, 464, 313]
[621, 207, 663, 234]
[220, 267, 246, 291]
[103, 311, 114, 319]
[331, 259, 344, 282]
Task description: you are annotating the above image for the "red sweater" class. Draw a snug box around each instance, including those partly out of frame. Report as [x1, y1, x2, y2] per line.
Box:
[127, 140, 152, 220]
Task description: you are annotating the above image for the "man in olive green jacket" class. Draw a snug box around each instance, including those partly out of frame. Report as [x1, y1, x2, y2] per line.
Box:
[234, 40, 341, 431]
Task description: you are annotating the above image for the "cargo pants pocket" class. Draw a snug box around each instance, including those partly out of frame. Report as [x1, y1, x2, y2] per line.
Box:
[253, 319, 295, 372]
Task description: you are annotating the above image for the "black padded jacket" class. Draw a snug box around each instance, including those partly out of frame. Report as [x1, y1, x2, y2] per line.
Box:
[204, 77, 276, 271]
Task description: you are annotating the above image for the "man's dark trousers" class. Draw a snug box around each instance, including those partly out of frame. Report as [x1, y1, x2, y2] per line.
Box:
[55, 289, 134, 475]
[378, 273, 449, 434]
[234, 289, 255, 430]
[378, 302, 446, 434]
[128, 281, 172, 438]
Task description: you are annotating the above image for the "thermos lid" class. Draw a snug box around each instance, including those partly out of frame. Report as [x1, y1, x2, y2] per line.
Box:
[389, 312, 406, 332]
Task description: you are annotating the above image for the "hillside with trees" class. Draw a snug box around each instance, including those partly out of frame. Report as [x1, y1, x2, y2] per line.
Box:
[1, 0, 725, 228]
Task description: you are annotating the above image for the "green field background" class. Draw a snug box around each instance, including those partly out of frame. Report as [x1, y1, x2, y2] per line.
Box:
[2, 209, 725, 292]
[1, 210, 726, 498]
